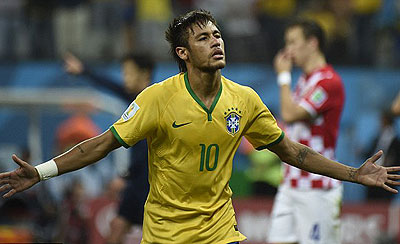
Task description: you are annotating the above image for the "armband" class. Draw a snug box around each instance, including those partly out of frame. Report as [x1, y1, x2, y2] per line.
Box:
[277, 71, 291, 86]
[35, 159, 58, 181]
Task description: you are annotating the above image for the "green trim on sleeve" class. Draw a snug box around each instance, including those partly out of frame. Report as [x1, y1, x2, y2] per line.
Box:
[256, 131, 285, 151]
[110, 126, 130, 148]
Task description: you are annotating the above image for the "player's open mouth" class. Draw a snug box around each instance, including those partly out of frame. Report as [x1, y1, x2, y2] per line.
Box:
[212, 49, 224, 59]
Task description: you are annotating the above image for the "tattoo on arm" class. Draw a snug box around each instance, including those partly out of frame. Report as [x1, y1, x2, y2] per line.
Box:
[296, 146, 316, 166]
[348, 168, 357, 182]
[77, 145, 85, 154]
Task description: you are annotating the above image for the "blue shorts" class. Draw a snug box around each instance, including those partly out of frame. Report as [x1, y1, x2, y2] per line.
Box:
[228, 242, 239, 244]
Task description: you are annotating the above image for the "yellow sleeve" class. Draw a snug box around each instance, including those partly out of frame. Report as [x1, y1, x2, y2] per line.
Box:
[110, 85, 160, 147]
[243, 87, 284, 150]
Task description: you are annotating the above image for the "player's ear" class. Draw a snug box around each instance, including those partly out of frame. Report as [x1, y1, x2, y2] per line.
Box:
[176, 47, 188, 61]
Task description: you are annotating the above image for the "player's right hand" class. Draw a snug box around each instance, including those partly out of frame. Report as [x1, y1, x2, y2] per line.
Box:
[0, 154, 40, 198]
[274, 49, 292, 74]
[64, 52, 84, 75]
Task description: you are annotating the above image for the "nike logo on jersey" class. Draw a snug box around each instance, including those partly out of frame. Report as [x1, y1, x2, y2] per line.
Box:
[172, 121, 192, 128]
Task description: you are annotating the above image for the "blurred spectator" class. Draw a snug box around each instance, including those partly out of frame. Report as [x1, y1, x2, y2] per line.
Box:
[24, 0, 56, 59]
[135, 0, 173, 60]
[88, 0, 124, 60]
[362, 110, 400, 201]
[172, 0, 194, 16]
[219, 0, 265, 62]
[349, 0, 382, 66]
[0, 0, 398, 66]
[54, 179, 89, 244]
[55, 112, 101, 153]
[121, 0, 137, 54]
[53, 0, 90, 59]
[193, 0, 226, 28]
[0, 198, 33, 243]
[374, 0, 400, 67]
[87, 177, 126, 244]
[255, 0, 297, 62]
[299, 0, 347, 64]
[0, 0, 27, 61]
[326, 0, 353, 64]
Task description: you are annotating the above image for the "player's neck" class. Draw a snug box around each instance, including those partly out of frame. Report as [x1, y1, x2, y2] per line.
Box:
[187, 69, 221, 108]
[303, 52, 326, 75]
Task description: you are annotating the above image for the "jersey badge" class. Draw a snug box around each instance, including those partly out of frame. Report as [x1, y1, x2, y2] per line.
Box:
[122, 101, 140, 121]
[310, 87, 327, 108]
[224, 108, 242, 136]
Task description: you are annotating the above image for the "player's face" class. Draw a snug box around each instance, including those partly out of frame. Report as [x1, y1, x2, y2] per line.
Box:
[123, 60, 150, 95]
[185, 21, 225, 72]
[284, 26, 313, 67]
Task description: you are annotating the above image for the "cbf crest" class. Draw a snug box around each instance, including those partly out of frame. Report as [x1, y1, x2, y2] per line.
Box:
[224, 107, 242, 136]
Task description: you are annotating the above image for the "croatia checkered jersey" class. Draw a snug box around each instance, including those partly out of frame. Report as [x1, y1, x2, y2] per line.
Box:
[283, 65, 345, 190]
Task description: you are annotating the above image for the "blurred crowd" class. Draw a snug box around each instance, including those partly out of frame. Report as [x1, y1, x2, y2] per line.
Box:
[1, 0, 400, 67]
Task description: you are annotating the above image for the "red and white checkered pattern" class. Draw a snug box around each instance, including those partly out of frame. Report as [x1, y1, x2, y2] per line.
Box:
[283, 65, 345, 190]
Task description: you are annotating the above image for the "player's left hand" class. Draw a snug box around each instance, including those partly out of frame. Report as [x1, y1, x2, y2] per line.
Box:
[356, 150, 400, 193]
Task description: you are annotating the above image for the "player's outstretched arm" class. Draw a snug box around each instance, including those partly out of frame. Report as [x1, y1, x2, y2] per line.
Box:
[0, 129, 121, 198]
[268, 136, 400, 193]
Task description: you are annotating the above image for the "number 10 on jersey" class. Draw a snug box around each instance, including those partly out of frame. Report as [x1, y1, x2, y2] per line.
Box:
[199, 144, 219, 171]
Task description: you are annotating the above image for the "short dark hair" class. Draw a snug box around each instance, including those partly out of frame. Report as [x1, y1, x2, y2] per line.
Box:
[121, 52, 154, 73]
[286, 18, 326, 53]
[165, 10, 219, 72]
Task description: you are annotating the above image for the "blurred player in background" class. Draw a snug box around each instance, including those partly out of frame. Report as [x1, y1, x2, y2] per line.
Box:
[268, 19, 345, 244]
[64, 52, 154, 243]
[1, 10, 400, 244]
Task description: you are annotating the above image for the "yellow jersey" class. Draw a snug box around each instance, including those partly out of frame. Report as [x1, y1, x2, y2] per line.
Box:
[111, 72, 283, 244]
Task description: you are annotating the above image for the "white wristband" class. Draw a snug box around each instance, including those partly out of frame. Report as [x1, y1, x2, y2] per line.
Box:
[277, 71, 291, 86]
[35, 159, 58, 181]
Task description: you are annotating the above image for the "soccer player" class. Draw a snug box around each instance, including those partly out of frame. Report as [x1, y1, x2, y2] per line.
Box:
[1, 10, 399, 244]
[267, 19, 345, 244]
[64, 52, 154, 243]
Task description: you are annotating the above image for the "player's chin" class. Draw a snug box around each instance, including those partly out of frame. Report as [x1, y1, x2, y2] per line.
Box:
[202, 60, 226, 72]
[212, 59, 226, 70]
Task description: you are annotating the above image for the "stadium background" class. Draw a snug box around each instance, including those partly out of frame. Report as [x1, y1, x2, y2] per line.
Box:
[0, 0, 400, 243]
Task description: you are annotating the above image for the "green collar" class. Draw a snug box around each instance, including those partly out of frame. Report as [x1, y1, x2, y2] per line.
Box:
[184, 72, 222, 121]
